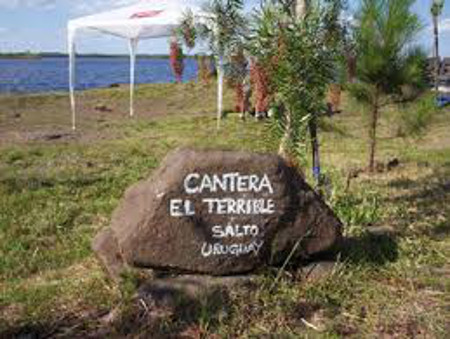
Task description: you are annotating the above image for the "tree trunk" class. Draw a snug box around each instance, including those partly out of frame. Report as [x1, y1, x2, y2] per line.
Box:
[297, 0, 321, 184]
[278, 109, 292, 158]
[368, 92, 379, 173]
[433, 14, 440, 95]
[309, 112, 320, 185]
[278, 0, 306, 159]
[216, 54, 224, 129]
[294, 0, 321, 185]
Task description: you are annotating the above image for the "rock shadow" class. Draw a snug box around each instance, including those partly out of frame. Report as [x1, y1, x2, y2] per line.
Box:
[280, 230, 399, 271]
[109, 275, 247, 337]
[387, 164, 450, 239]
[0, 275, 249, 338]
[338, 232, 399, 265]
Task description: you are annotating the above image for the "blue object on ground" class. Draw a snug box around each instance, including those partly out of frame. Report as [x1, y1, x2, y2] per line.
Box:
[313, 166, 321, 177]
[436, 94, 450, 107]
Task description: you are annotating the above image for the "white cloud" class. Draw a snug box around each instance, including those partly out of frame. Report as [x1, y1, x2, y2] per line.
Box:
[74, 0, 137, 15]
[440, 18, 450, 33]
[0, 0, 193, 12]
[0, 0, 136, 11]
[0, 0, 56, 9]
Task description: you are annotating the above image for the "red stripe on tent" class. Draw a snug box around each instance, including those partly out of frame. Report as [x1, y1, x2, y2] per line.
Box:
[130, 10, 163, 19]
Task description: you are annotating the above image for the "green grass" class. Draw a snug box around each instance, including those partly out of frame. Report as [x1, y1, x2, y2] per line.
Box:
[1, 83, 449, 337]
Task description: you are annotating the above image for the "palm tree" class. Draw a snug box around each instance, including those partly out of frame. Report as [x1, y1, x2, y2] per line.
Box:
[431, 0, 444, 94]
[178, 1, 245, 128]
[350, 0, 425, 172]
[178, 9, 197, 51]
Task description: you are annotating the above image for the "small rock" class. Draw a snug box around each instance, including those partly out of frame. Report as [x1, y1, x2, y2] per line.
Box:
[387, 158, 400, 171]
[301, 261, 337, 282]
[367, 226, 397, 236]
[43, 133, 72, 141]
[94, 104, 113, 112]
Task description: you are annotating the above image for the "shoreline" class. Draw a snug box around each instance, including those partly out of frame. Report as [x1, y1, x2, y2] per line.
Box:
[0, 81, 192, 97]
[0, 54, 203, 60]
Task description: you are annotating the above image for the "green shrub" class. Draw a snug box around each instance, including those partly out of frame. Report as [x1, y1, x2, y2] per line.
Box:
[397, 95, 436, 137]
[332, 192, 382, 236]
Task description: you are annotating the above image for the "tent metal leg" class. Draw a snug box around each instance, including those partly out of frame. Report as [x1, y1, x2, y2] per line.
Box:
[217, 54, 224, 130]
[68, 30, 76, 130]
[129, 38, 139, 117]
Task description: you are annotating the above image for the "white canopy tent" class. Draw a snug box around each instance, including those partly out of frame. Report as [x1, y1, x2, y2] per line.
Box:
[67, 0, 221, 130]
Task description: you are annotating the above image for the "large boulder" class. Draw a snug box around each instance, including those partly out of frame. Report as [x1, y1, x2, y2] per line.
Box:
[93, 149, 342, 276]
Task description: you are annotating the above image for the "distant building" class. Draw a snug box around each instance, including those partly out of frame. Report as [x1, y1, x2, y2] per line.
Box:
[425, 57, 450, 87]
[441, 58, 450, 82]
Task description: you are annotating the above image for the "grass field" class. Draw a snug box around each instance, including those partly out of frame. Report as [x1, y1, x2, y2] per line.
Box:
[1, 82, 449, 337]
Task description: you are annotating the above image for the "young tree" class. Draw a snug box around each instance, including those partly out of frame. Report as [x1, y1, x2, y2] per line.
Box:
[196, 0, 246, 128]
[431, 0, 445, 94]
[302, 0, 345, 185]
[248, 3, 339, 163]
[350, 0, 425, 172]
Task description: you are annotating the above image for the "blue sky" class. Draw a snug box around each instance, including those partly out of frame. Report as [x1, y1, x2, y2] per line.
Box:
[0, 0, 448, 56]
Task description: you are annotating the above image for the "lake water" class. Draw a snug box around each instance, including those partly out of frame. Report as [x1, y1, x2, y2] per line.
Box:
[0, 57, 198, 94]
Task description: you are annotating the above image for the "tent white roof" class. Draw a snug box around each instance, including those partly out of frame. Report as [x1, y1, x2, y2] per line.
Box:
[68, 1, 212, 130]
[68, 1, 192, 41]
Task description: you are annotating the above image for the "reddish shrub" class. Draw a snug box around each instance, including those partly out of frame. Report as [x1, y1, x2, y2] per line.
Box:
[234, 82, 244, 112]
[170, 39, 184, 83]
[250, 60, 270, 113]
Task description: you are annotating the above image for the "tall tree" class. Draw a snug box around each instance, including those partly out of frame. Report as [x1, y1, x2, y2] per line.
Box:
[350, 0, 425, 172]
[431, 0, 444, 95]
